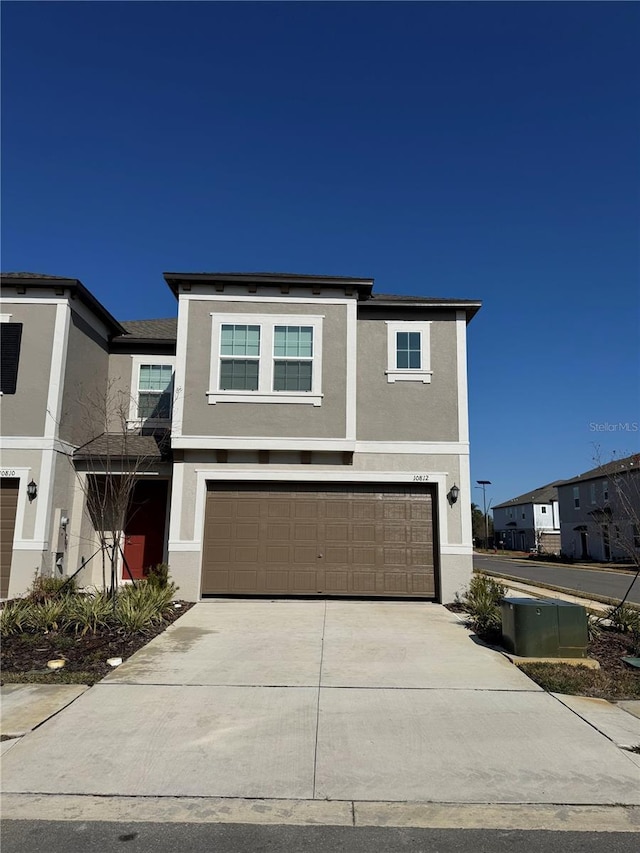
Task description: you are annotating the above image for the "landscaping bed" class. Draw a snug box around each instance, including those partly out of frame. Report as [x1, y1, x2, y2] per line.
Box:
[1, 576, 194, 686]
[448, 574, 640, 701]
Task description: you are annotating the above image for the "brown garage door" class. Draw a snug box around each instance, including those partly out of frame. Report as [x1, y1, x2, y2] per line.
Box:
[201, 482, 437, 598]
[1, 478, 19, 598]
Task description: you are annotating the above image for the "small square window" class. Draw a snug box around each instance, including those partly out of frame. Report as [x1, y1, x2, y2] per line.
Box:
[385, 322, 432, 383]
[541, 506, 547, 514]
[396, 332, 421, 370]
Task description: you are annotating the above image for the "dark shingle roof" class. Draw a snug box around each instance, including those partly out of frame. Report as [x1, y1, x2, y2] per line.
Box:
[116, 319, 177, 341]
[73, 432, 168, 461]
[556, 455, 640, 487]
[493, 481, 562, 509]
[1, 271, 75, 281]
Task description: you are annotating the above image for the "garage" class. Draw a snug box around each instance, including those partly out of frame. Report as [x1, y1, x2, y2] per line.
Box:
[1, 478, 19, 598]
[201, 482, 438, 598]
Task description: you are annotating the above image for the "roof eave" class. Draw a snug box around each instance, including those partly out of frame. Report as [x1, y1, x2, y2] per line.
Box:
[163, 271, 374, 298]
[1, 275, 125, 337]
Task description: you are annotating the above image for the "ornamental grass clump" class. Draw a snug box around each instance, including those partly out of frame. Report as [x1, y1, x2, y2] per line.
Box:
[64, 591, 112, 636]
[0, 599, 31, 637]
[459, 574, 506, 640]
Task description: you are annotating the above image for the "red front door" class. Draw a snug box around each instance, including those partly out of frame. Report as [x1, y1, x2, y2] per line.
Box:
[123, 480, 168, 580]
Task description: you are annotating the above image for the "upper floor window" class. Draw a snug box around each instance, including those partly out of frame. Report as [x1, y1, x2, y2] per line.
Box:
[573, 486, 580, 509]
[138, 364, 173, 419]
[220, 325, 260, 390]
[128, 356, 175, 425]
[541, 506, 547, 514]
[273, 326, 313, 391]
[385, 321, 432, 383]
[208, 313, 323, 405]
[603, 480, 609, 501]
[0, 322, 22, 395]
[590, 482, 596, 504]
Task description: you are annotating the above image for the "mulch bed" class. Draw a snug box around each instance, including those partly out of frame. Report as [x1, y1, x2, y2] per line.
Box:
[446, 604, 640, 700]
[1, 601, 194, 686]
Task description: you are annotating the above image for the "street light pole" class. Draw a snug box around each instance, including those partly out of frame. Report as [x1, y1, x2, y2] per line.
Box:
[476, 480, 491, 549]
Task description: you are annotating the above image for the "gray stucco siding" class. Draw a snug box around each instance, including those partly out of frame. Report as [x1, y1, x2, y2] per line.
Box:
[180, 300, 348, 439]
[59, 310, 110, 445]
[0, 303, 57, 436]
[356, 312, 459, 442]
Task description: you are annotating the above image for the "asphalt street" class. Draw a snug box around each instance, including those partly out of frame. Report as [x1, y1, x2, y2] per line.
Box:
[3, 821, 640, 853]
[474, 555, 640, 605]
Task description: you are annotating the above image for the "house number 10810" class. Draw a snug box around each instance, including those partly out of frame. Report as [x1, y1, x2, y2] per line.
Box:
[412, 474, 429, 482]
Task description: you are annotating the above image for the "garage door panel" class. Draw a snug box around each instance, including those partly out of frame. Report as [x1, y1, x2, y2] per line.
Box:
[293, 524, 317, 540]
[292, 571, 318, 592]
[295, 502, 318, 519]
[293, 546, 318, 564]
[201, 484, 436, 598]
[384, 573, 408, 592]
[325, 572, 349, 592]
[266, 546, 290, 562]
[231, 571, 259, 591]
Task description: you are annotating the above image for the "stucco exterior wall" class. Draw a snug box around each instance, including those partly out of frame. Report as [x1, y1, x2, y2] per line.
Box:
[0, 301, 57, 436]
[59, 310, 110, 445]
[356, 311, 459, 442]
[180, 300, 349, 439]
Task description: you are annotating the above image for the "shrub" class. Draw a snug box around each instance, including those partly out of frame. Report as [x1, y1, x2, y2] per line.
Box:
[460, 574, 506, 638]
[25, 599, 67, 633]
[143, 562, 171, 589]
[0, 599, 32, 636]
[115, 581, 175, 632]
[606, 603, 640, 634]
[64, 591, 112, 636]
[28, 574, 77, 603]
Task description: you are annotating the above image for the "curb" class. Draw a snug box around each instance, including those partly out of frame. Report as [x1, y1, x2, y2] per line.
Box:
[2, 794, 640, 832]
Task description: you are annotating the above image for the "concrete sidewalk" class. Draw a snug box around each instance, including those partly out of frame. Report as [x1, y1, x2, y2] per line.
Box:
[2, 601, 639, 808]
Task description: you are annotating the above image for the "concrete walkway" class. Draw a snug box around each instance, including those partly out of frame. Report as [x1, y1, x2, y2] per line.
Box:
[2, 601, 639, 808]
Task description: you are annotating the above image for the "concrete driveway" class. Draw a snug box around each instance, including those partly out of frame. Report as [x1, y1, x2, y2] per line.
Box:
[2, 601, 639, 805]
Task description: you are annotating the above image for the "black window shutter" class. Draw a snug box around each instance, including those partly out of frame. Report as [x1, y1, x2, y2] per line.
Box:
[0, 323, 23, 394]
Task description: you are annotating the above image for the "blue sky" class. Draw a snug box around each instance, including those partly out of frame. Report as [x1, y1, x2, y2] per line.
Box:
[2, 1, 639, 507]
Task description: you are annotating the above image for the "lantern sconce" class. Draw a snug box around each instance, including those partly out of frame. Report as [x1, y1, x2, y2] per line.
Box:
[447, 483, 460, 506]
[26, 479, 38, 502]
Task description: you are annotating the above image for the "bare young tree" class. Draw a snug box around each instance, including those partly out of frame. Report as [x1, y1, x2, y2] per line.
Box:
[68, 380, 169, 599]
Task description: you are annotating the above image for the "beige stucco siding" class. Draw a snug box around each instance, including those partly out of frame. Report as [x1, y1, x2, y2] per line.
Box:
[180, 300, 348, 438]
[59, 310, 110, 445]
[356, 312, 459, 442]
[0, 302, 57, 436]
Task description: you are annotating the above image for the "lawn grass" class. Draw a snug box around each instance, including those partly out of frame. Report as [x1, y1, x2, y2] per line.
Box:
[517, 661, 640, 701]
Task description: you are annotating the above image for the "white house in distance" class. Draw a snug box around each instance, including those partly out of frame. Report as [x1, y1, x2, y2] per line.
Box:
[492, 482, 561, 554]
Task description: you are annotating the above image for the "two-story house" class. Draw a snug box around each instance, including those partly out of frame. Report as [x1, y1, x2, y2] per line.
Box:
[557, 455, 640, 561]
[1, 270, 481, 603]
[492, 482, 561, 554]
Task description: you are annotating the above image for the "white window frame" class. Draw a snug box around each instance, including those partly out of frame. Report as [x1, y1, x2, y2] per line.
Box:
[385, 321, 432, 383]
[128, 355, 176, 427]
[573, 486, 580, 509]
[207, 313, 324, 405]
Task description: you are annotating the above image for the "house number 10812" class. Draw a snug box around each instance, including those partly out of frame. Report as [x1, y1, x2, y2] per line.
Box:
[412, 474, 429, 482]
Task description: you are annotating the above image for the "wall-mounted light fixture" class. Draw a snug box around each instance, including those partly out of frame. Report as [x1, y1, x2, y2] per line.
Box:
[26, 479, 38, 502]
[447, 483, 460, 505]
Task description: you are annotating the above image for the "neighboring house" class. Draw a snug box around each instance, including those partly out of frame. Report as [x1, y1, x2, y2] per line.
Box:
[557, 455, 640, 562]
[492, 482, 561, 554]
[1, 270, 481, 603]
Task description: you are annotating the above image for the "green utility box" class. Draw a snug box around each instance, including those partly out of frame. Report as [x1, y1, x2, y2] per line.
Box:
[501, 598, 588, 658]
